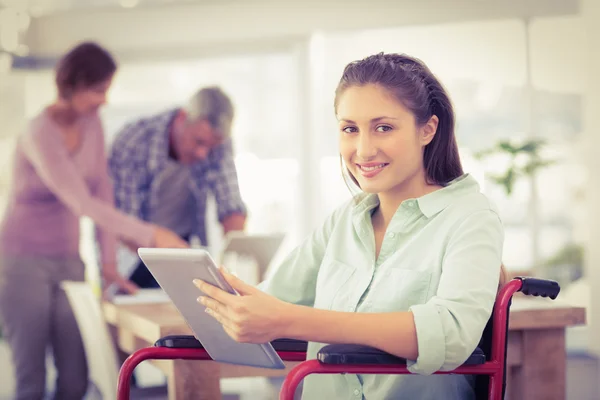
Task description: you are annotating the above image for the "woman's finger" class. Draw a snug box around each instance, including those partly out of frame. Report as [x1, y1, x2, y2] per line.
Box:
[119, 278, 139, 294]
[198, 296, 226, 316]
[193, 279, 237, 304]
[205, 307, 239, 334]
[204, 307, 220, 323]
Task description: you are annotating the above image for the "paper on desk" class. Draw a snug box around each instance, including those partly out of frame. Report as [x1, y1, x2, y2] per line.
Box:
[110, 288, 171, 305]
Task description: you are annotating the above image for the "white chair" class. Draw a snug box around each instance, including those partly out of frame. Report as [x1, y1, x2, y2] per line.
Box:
[61, 281, 119, 400]
[63, 281, 262, 399]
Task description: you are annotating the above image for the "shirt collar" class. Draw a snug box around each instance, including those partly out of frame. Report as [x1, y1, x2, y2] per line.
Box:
[152, 108, 181, 167]
[417, 174, 479, 218]
[352, 173, 480, 219]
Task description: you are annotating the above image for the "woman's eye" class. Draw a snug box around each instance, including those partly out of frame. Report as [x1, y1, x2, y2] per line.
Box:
[376, 125, 393, 132]
[342, 126, 358, 134]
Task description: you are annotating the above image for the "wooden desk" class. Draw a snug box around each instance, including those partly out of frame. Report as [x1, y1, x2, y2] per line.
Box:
[104, 296, 585, 400]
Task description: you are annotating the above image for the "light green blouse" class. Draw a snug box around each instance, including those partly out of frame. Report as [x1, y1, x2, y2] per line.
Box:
[261, 174, 504, 400]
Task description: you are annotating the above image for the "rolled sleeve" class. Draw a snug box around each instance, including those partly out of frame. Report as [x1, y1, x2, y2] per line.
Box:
[407, 209, 504, 375]
[407, 303, 446, 375]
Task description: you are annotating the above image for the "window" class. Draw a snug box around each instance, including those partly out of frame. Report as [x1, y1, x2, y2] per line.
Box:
[309, 18, 585, 283]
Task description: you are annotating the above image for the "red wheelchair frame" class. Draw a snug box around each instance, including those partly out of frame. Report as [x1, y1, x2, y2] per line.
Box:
[116, 277, 559, 400]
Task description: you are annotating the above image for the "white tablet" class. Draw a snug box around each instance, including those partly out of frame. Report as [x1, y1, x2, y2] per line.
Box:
[220, 232, 285, 276]
[137, 248, 285, 369]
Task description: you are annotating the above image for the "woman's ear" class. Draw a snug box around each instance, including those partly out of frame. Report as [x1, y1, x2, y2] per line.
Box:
[420, 115, 439, 146]
[59, 86, 73, 101]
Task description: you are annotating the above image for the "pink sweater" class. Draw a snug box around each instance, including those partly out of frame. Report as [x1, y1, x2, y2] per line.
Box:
[0, 109, 154, 264]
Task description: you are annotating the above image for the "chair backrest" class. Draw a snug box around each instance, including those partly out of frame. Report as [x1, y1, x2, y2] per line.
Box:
[62, 281, 119, 400]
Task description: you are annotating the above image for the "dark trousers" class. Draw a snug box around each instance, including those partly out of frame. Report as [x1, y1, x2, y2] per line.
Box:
[129, 260, 160, 288]
[0, 256, 89, 400]
[129, 234, 191, 289]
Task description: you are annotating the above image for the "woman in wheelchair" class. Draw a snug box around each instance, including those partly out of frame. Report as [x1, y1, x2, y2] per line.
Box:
[194, 52, 504, 399]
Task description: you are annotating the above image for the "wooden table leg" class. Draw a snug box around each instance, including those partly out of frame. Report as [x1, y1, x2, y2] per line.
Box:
[167, 359, 221, 400]
[510, 328, 566, 400]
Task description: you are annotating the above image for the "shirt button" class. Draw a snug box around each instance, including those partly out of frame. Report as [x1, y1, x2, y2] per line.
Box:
[348, 306, 354, 312]
[353, 389, 361, 396]
[388, 232, 395, 238]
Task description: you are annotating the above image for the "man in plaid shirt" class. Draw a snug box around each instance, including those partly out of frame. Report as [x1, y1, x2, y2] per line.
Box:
[108, 86, 247, 288]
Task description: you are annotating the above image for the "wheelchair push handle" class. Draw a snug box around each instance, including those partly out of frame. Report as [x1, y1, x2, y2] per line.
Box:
[516, 277, 560, 300]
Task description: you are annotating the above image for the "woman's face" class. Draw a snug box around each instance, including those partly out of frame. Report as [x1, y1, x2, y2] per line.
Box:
[68, 76, 113, 115]
[337, 84, 437, 195]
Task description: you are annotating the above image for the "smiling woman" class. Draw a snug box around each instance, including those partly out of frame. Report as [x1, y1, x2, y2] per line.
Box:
[197, 52, 505, 400]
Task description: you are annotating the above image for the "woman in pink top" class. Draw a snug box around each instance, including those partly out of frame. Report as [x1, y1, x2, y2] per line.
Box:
[0, 42, 187, 400]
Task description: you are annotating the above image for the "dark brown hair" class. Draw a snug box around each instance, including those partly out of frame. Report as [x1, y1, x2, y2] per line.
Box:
[55, 42, 117, 98]
[335, 52, 463, 188]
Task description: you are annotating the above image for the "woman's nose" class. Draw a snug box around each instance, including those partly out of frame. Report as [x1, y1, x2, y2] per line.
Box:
[356, 135, 377, 160]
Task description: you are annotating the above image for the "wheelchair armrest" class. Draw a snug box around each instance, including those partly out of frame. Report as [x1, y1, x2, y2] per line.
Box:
[317, 344, 486, 366]
[271, 338, 309, 352]
[154, 335, 308, 352]
[516, 277, 560, 299]
[154, 335, 203, 348]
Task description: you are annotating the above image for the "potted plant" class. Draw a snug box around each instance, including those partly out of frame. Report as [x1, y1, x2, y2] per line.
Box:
[475, 138, 555, 276]
[542, 243, 584, 286]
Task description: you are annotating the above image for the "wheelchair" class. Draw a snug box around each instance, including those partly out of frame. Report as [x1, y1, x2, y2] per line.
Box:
[117, 277, 559, 400]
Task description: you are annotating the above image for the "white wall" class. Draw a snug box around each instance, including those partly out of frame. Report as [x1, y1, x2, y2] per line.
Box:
[582, 0, 600, 356]
[0, 72, 26, 213]
[24, 0, 578, 61]
[6, 0, 596, 352]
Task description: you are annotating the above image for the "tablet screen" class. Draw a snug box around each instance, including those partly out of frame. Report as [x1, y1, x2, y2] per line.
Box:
[138, 248, 285, 369]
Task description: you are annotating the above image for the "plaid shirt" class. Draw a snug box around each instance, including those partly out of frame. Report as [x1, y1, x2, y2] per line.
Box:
[108, 109, 246, 246]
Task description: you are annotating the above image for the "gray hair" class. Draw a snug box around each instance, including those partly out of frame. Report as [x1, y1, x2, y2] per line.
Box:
[185, 86, 234, 137]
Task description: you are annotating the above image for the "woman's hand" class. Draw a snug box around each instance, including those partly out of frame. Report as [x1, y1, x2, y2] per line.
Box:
[193, 268, 291, 343]
[121, 239, 139, 252]
[102, 264, 139, 295]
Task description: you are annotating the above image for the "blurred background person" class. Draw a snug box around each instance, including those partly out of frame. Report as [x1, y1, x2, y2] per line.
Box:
[109, 86, 247, 288]
[0, 41, 187, 400]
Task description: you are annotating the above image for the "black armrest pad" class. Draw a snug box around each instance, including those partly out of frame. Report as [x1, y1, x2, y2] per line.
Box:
[154, 335, 308, 352]
[317, 344, 485, 366]
[272, 338, 309, 352]
[318, 344, 407, 365]
[154, 335, 203, 348]
[516, 277, 560, 299]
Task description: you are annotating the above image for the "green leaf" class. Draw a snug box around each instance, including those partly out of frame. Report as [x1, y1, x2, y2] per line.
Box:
[498, 141, 519, 154]
[517, 138, 546, 154]
[543, 243, 584, 267]
[491, 166, 518, 195]
[522, 159, 556, 175]
[476, 137, 557, 196]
